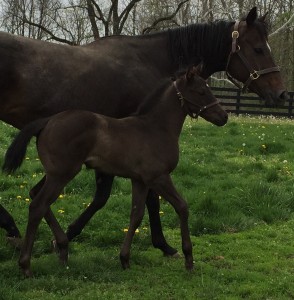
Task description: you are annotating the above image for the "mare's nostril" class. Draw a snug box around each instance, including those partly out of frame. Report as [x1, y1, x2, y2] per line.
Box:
[279, 90, 289, 101]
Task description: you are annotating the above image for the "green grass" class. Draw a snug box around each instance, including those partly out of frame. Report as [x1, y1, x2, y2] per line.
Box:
[1, 115, 294, 299]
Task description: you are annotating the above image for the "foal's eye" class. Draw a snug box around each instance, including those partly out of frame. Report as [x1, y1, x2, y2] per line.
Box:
[254, 48, 263, 54]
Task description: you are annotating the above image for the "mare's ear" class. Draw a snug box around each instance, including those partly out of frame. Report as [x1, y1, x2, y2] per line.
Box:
[258, 11, 268, 23]
[246, 7, 258, 26]
[185, 66, 197, 82]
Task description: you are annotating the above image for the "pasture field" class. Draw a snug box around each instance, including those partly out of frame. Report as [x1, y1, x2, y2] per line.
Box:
[0, 115, 294, 299]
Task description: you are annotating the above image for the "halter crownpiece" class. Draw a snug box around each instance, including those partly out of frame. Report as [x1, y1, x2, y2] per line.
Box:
[226, 20, 280, 93]
[173, 80, 219, 119]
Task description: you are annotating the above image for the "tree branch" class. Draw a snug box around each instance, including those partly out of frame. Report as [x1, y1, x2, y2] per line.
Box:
[142, 0, 189, 34]
[22, 17, 77, 45]
[269, 13, 294, 37]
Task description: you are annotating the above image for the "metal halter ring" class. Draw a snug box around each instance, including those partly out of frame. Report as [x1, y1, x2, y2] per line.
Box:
[250, 71, 260, 80]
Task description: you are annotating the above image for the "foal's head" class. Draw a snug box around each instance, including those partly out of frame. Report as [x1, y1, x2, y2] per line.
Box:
[175, 68, 228, 126]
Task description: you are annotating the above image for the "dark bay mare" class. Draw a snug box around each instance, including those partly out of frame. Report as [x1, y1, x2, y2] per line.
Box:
[0, 7, 288, 255]
[3, 69, 228, 276]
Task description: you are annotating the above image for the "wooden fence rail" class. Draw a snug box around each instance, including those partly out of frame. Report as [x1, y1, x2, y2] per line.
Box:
[211, 87, 294, 118]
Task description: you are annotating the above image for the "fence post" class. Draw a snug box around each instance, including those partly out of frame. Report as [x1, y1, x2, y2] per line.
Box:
[288, 93, 293, 117]
[236, 89, 241, 116]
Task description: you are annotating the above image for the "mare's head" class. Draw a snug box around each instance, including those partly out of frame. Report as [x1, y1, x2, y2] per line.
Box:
[226, 7, 288, 106]
[175, 68, 228, 126]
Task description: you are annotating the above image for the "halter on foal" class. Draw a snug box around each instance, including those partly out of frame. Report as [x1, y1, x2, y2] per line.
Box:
[3, 69, 227, 276]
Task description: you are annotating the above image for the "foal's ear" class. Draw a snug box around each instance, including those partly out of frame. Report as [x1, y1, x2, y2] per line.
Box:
[246, 7, 258, 26]
[185, 66, 197, 82]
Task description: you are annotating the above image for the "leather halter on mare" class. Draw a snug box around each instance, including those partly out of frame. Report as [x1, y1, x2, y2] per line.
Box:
[173, 80, 219, 119]
[226, 21, 280, 93]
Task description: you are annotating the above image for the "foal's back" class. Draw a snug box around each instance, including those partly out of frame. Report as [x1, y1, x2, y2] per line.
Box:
[37, 109, 177, 182]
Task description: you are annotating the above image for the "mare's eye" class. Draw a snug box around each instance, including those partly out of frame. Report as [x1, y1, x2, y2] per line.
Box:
[254, 48, 263, 54]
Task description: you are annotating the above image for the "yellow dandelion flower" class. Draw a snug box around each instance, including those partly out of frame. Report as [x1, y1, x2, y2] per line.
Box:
[159, 211, 164, 215]
[32, 174, 37, 178]
[123, 228, 129, 232]
[16, 195, 22, 199]
[25, 157, 30, 160]
[135, 229, 139, 234]
[25, 198, 30, 202]
[20, 185, 24, 189]
[58, 209, 65, 214]
[58, 194, 64, 199]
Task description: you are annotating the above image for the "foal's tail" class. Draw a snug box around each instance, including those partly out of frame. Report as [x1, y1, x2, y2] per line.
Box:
[2, 118, 50, 173]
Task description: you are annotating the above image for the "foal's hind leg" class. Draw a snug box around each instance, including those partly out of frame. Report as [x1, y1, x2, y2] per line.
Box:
[146, 190, 178, 256]
[30, 176, 69, 265]
[66, 172, 114, 241]
[20, 176, 68, 277]
[150, 175, 193, 270]
[120, 179, 148, 269]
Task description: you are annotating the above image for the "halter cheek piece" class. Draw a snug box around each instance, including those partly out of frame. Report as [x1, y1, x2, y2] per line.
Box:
[226, 21, 280, 93]
[173, 81, 219, 119]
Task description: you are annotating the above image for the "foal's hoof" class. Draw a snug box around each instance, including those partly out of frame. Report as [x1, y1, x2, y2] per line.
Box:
[120, 255, 130, 270]
[51, 239, 58, 253]
[6, 236, 23, 249]
[185, 260, 194, 271]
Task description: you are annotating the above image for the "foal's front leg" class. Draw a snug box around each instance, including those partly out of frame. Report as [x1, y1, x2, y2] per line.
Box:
[120, 179, 149, 269]
[150, 175, 194, 270]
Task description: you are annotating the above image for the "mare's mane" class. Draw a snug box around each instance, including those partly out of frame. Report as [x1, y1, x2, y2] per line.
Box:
[167, 21, 234, 68]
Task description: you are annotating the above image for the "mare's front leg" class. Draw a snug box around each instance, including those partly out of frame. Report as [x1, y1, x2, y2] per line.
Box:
[120, 179, 148, 269]
[20, 176, 67, 277]
[150, 175, 193, 270]
[66, 171, 114, 241]
[146, 190, 178, 256]
[0, 204, 22, 248]
[0, 204, 21, 238]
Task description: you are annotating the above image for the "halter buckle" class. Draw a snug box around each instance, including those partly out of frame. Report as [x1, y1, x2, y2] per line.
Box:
[250, 71, 260, 80]
[232, 31, 239, 39]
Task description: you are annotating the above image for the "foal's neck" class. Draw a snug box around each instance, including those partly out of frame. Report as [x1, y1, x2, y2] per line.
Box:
[141, 84, 187, 138]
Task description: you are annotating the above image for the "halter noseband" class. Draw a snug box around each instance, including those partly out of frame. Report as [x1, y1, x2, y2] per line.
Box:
[226, 21, 280, 93]
[173, 80, 219, 119]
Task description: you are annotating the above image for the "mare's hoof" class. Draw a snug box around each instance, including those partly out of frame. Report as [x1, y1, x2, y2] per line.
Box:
[51, 240, 69, 263]
[164, 251, 182, 258]
[22, 268, 33, 278]
[6, 237, 23, 249]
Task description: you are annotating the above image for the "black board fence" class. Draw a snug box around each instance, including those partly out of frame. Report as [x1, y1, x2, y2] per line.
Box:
[211, 87, 294, 118]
